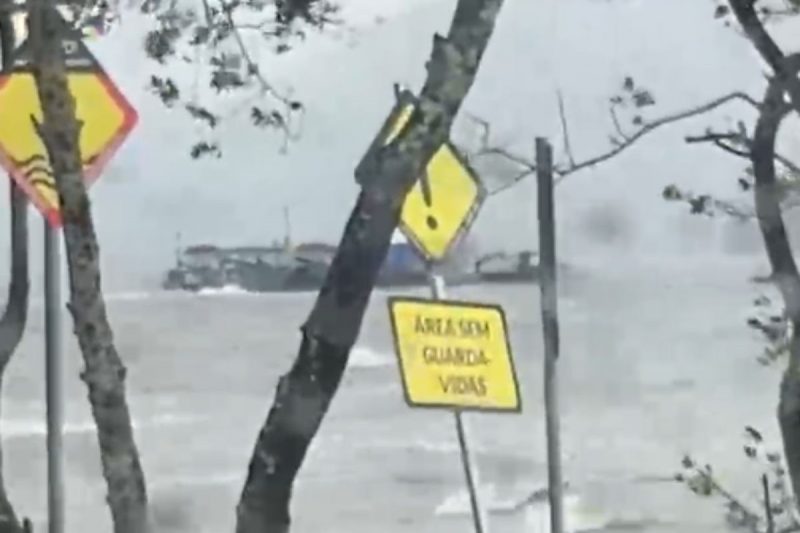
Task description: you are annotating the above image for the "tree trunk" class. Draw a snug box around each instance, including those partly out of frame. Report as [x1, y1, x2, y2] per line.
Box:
[234, 1, 507, 531]
[729, 0, 800, 510]
[26, 6, 150, 533]
[0, 4, 30, 532]
[748, 52, 800, 508]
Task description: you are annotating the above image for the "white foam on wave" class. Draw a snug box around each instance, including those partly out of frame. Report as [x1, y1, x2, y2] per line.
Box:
[196, 284, 252, 297]
[150, 471, 243, 490]
[1, 412, 203, 438]
[435, 485, 614, 532]
[105, 290, 161, 302]
[352, 437, 490, 455]
[435, 484, 500, 516]
[349, 346, 393, 368]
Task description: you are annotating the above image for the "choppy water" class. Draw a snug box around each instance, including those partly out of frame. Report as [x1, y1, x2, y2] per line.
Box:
[0, 257, 784, 532]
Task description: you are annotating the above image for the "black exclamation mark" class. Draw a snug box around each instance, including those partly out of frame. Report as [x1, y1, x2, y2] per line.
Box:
[420, 170, 437, 230]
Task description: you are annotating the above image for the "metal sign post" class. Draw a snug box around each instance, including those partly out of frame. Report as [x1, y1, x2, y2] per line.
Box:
[44, 221, 64, 533]
[536, 137, 564, 533]
[369, 88, 523, 533]
[427, 269, 489, 533]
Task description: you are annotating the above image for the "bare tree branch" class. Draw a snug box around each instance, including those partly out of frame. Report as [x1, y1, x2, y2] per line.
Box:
[469, 91, 760, 196]
[556, 89, 575, 166]
[686, 130, 800, 174]
[220, 1, 302, 150]
[557, 91, 759, 178]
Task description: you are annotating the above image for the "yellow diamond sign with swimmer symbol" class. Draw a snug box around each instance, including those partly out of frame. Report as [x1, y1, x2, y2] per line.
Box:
[0, 10, 137, 227]
[357, 90, 486, 263]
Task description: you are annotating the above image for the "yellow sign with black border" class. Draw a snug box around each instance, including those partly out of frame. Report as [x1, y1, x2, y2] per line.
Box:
[388, 297, 521, 412]
[356, 90, 486, 263]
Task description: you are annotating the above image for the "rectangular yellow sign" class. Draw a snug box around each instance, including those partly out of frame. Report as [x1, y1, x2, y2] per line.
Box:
[388, 297, 521, 412]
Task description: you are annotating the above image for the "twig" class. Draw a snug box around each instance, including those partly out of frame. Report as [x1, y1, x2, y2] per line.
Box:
[764, 473, 775, 533]
[609, 103, 628, 140]
[559, 91, 759, 178]
[700, 468, 763, 528]
[220, 1, 301, 147]
[199, 0, 213, 28]
[686, 131, 800, 174]
[463, 111, 492, 154]
[556, 89, 575, 166]
[222, 3, 281, 99]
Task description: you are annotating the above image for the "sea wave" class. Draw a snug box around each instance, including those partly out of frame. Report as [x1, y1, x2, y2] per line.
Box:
[195, 285, 252, 297]
[349, 346, 393, 369]
[150, 471, 243, 490]
[0, 412, 203, 438]
[435, 484, 615, 532]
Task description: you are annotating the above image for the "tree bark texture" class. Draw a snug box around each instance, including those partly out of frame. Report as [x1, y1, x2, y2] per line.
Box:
[749, 48, 800, 514]
[234, 1, 507, 531]
[26, 6, 150, 533]
[753, 71, 800, 512]
[0, 5, 30, 532]
[729, 0, 800, 511]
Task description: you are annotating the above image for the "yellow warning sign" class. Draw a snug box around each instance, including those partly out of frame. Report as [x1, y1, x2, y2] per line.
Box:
[388, 297, 521, 412]
[0, 10, 137, 227]
[362, 91, 486, 262]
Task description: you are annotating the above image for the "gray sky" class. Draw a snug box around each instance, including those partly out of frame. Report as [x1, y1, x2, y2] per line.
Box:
[0, 0, 797, 292]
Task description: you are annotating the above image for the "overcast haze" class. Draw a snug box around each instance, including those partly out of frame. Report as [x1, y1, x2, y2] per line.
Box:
[1, 0, 798, 292]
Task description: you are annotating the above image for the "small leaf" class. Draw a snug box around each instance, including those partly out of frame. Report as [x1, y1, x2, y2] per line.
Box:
[190, 141, 221, 159]
[662, 184, 682, 201]
[767, 452, 781, 463]
[689, 195, 709, 214]
[633, 89, 656, 108]
[185, 104, 219, 128]
[745, 426, 763, 443]
[623, 76, 635, 91]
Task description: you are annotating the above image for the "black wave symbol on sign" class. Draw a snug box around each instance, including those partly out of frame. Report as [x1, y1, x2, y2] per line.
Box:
[12, 154, 56, 193]
[10, 153, 100, 193]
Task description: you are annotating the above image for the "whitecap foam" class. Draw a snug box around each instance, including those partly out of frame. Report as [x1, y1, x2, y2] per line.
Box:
[0, 412, 203, 438]
[522, 494, 613, 533]
[434, 484, 499, 516]
[105, 290, 160, 302]
[352, 437, 490, 455]
[435, 485, 614, 532]
[196, 285, 252, 297]
[349, 346, 393, 368]
[150, 471, 243, 490]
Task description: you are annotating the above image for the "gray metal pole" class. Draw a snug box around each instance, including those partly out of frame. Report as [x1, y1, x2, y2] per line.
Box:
[536, 137, 564, 533]
[44, 221, 65, 533]
[427, 270, 489, 533]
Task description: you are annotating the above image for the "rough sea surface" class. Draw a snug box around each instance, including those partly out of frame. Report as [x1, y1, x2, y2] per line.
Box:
[0, 257, 784, 532]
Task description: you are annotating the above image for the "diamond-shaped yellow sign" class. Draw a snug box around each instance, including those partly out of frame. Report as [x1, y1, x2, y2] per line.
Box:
[360, 91, 486, 262]
[0, 9, 137, 227]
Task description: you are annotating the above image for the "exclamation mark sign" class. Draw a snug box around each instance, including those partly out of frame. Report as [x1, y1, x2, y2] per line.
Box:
[420, 170, 438, 230]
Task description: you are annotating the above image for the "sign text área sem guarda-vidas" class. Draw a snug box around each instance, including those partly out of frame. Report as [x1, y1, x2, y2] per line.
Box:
[388, 298, 520, 412]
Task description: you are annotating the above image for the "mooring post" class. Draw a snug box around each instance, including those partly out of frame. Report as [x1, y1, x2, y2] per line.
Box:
[428, 268, 489, 533]
[536, 137, 564, 533]
[44, 221, 65, 533]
